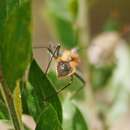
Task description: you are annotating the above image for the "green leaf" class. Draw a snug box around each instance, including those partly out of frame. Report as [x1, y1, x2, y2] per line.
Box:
[0, 86, 8, 119]
[0, 99, 9, 119]
[0, 1, 6, 33]
[50, 15, 77, 48]
[45, 0, 78, 48]
[36, 104, 63, 130]
[68, 0, 78, 20]
[23, 82, 39, 120]
[0, 0, 32, 91]
[72, 106, 88, 130]
[28, 60, 62, 123]
[46, 0, 72, 22]
[0, 0, 25, 33]
[20, 81, 30, 115]
[13, 81, 23, 125]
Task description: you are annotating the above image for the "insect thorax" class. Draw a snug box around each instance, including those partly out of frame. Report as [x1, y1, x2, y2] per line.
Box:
[57, 61, 73, 77]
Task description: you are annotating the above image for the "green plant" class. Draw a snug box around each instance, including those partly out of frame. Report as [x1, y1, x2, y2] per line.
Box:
[0, 0, 89, 130]
[1, 0, 128, 130]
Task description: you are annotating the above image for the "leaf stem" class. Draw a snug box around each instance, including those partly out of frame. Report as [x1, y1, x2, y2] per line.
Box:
[0, 81, 23, 130]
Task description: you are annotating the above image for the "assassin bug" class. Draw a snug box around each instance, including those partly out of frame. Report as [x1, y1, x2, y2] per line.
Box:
[33, 44, 85, 99]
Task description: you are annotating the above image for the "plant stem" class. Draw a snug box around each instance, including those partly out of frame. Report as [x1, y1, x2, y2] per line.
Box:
[77, 0, 103, 130]
[0, 81, 23, 130]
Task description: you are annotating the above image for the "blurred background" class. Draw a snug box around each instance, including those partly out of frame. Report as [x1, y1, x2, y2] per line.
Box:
[32, 0, 130, 130]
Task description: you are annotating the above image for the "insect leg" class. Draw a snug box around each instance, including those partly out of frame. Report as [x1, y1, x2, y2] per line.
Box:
[74, 71, 86, 85]
[33, 44, 61, 75]
[43, 76, 73, 101]
[56, 76, 73, 94]
[45, 44, 60, 74]
[70, 72, 86, 99]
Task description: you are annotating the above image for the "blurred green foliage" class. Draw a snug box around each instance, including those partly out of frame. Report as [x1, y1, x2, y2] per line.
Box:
[36, 104, 62, 130]
[91, 65, 115, 90]
[63, 100, 88, 130]
[45, 0, 79, 48]
[28, 60, 62, 123]
[1, 0, 130, 129]
[52, 15, 76, 48]
[72, 107, 88, 130]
